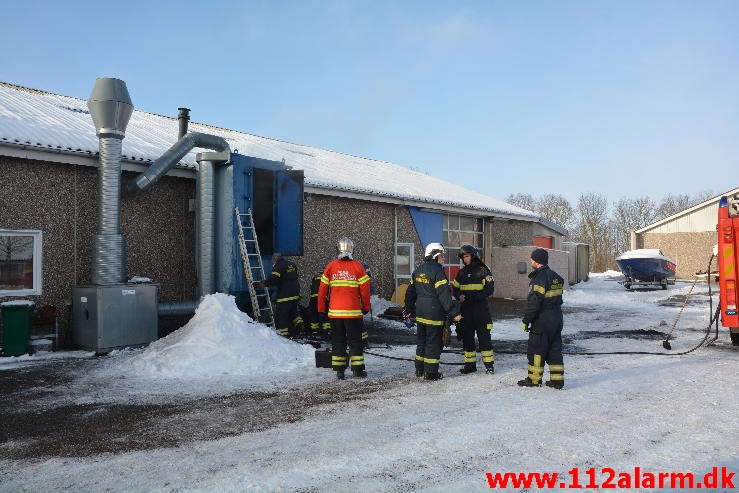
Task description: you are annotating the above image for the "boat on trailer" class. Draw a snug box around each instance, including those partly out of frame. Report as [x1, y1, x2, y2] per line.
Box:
[615, 249, 677, 290]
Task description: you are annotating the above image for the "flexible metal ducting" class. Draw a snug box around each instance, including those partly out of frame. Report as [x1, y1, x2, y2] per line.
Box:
[87, 78, 133, 285]
[125, 132, 230, 196]
[158, 300, 199, 317]
[88, 78, 231, 311]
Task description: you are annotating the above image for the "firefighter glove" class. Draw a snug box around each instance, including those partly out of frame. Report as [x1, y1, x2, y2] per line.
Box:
[521, 322, 530, 332]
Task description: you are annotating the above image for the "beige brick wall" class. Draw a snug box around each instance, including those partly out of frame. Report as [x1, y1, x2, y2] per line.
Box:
[491, 246, 569, 299]
[640, 232, 716, 279]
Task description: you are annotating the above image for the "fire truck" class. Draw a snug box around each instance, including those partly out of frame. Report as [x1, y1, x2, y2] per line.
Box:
[716, 195, 739, 346]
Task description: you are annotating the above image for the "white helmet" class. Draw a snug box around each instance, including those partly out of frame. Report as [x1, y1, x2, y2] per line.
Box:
[424, 242, 445, 260]
[337, 236, 354, 259]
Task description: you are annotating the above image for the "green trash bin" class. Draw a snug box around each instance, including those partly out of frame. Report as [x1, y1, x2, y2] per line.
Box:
[1, 300, 35, 357]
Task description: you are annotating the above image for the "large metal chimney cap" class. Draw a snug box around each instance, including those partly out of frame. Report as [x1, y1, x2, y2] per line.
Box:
[87, 78, 134, 138]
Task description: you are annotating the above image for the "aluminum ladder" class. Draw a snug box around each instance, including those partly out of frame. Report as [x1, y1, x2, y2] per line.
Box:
[234, 207, 276, 330]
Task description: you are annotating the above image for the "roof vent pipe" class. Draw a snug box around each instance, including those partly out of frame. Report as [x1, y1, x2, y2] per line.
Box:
[87, 78, 133, 285]
[177, 107, 190, 139]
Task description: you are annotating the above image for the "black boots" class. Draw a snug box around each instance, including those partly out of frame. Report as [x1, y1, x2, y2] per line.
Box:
[424, 372, 443, 381]
[459, 364, 477, 375]
[545, 380, 564, 389]
[337, 369, 367, 379]
[517, 377, 541, 387]
[485, 365, 494, 374]
[415, 368, 424, 378]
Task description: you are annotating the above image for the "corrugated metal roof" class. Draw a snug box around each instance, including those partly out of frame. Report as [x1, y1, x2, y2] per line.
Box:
[0, 81, 537, 220]
[635, 186, 739, 233]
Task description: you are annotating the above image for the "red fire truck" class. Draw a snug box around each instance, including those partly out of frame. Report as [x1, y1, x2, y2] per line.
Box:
[716, 195, 739, 346]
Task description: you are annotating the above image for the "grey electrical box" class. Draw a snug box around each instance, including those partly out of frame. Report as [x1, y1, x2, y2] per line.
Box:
[517, 261, 528, 274]
[72, 283, 158, 353]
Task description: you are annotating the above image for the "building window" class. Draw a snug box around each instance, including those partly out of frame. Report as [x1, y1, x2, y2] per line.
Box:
[0, 230, 42, 297]
[443, 214, 484, 264]
[393, 243, 415, 304]
[395, 243, 414, 279]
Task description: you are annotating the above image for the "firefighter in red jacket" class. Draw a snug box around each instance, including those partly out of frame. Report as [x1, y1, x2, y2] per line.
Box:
[452, 244, 495, 374]
[318, 237, 371, 380]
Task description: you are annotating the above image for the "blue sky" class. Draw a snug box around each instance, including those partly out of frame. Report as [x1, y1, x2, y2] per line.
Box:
[2, 0, 737, 205]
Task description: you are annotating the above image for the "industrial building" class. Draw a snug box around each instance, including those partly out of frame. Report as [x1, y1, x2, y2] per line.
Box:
[0, 80, 567, 347]
[632, 187, 739, 279]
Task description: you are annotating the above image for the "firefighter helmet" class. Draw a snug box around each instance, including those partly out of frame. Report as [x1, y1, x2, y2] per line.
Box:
[458, 244, 478, 259]
[424, 242, 445, 260]
[337, 236, 354, 259]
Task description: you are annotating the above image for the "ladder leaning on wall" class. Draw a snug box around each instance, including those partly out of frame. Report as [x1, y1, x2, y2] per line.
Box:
[234, 206, 276, 330]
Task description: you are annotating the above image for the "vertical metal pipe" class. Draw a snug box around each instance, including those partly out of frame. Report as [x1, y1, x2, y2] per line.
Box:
[197, 159, 216, 295]
[178, 107, 190, 139]
[97, 137, 122, 235]
[87, 78, 133, 285]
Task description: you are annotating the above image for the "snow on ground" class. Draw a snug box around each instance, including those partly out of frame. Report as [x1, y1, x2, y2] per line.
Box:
[1, 275, 737, 492]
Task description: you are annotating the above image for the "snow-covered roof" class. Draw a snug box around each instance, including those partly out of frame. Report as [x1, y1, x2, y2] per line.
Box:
[0, 81, 537, 220]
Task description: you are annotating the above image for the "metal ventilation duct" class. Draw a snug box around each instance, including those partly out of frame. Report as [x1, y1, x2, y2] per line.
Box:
[87, 78, 133, 285]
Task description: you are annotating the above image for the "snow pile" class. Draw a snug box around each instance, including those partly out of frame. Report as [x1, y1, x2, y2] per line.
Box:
[364, 294, 398, 317]
[120, 293, 315, 380]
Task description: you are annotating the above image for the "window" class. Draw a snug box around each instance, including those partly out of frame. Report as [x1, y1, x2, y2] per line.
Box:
[443, 214, 484, 266]
[0, 230, 42, 296]
[395, 243, 414, 279]
[393, 243, 415, 304]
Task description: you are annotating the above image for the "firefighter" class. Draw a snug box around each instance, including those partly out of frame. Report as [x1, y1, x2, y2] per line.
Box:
[309, 273, 331, 339]
[260, 252, 304, 338]
[452, 244, 495, 374]
[318, 237, 372, 380]
[404, 242, 461, 381]
[518, 248, 565, 389]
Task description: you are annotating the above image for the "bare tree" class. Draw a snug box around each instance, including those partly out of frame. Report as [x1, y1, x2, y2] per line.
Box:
[613, 196, 656, 254]
[537, 194, 575, 234]
[576, 193, 611, 271]
[506, 193, 536, 212]
[655, 194, 692, 220]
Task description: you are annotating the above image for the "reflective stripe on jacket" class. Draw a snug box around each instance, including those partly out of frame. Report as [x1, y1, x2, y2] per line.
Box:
[452, 261, 494, 302]
[523, 265, 564, 326]
[317, 258, 371, 318]
[404, 259, 459, 325]
[266, 258, 301, 303]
